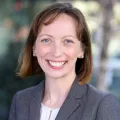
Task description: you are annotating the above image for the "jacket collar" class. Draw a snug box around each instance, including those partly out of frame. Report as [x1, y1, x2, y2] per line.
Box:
[67, 76, 86, 99]
[29, 80, 45, 120]
[56, 77, 87, 120]
[29, 77, 87, 120]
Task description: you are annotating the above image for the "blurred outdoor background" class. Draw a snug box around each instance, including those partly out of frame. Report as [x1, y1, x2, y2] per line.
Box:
[0, 0, 120, 120]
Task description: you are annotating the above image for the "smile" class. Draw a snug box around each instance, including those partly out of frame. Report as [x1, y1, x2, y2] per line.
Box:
[48, 60, 66, 67]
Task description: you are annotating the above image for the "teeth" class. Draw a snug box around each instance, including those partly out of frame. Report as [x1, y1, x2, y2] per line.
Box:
[49, 61, 65, 67]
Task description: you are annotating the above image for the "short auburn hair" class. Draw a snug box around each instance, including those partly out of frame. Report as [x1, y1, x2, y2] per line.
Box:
[18, 2, 92, 84]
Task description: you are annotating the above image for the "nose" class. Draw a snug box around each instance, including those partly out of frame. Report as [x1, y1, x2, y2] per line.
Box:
[52, 42, 63, 57]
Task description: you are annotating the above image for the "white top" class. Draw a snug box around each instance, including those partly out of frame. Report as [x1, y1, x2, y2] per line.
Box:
[40, 103, 60, 120]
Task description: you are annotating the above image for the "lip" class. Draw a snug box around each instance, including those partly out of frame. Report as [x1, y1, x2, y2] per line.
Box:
[47, 59, 67, 62]
[46, 60, 67, 70]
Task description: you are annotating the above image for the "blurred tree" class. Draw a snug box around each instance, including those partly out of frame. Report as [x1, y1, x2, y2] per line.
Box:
[96, 0, 115, 91]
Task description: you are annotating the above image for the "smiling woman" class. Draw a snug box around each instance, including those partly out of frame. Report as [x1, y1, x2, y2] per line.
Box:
[9, 2, 120, 120]
[33, 13, 83, 79]
[17, 2, 92, 84]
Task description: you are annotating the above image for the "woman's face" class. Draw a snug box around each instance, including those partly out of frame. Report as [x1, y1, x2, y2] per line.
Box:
[34, 13, 84, 79]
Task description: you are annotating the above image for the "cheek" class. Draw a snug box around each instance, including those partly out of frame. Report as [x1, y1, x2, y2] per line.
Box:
[65, 46, 81, 59]
[35, 45, 50, 57]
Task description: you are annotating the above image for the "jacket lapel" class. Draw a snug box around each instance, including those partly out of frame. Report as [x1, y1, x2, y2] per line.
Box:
[29, 77, 86, 120]
[29, 80, 44, 120]
[55, 96, 80, 120]
[56, 77, 86, 120]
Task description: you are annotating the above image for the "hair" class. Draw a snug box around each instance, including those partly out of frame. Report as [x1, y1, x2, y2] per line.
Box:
[17, 2, 92, 84]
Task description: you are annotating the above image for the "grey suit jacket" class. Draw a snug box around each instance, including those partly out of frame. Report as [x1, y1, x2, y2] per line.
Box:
[9, 78, 120, 120]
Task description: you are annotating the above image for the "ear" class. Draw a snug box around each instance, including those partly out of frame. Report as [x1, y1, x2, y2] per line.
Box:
[78, 50, 84, 59]
[33, 45, 36, 56]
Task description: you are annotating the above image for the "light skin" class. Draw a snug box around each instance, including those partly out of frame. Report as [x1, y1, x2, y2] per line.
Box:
[34, 13, 84, 108]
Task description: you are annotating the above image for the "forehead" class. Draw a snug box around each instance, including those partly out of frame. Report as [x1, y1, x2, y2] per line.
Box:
[39, 13, 77, 36]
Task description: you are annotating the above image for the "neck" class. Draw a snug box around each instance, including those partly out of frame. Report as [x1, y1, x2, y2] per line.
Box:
[42, 72, 76, 108]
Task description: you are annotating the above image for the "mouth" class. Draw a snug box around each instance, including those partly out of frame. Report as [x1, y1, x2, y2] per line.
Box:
[47, 60, 67, 68]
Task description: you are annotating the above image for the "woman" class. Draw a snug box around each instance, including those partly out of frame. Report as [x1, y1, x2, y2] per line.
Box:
[9, 2, 120, 120]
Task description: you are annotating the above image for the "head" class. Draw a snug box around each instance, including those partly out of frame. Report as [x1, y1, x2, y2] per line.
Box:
[18, 2, 92, 84]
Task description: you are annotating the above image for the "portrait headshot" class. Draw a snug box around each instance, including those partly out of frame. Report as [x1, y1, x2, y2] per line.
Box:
[8, 2, 120, 120]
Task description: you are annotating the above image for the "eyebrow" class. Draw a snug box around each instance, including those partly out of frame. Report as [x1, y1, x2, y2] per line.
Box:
[63, 35, 77, 39]
[38, 34, 77, 39]
[38, 34, 53, 38]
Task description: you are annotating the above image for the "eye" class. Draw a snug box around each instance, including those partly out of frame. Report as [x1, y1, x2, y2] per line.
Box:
[64, 39, 73, 44]
[41, 38, 51, 43]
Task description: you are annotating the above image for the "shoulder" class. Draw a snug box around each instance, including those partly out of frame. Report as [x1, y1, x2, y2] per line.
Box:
[85, 84, 120, 119]
[85, 83, 120, 106]
[15, 85, 38, 99]
[13, 80, 44, 102]
[86, 84, 108, 99]
[9, 81, 44, 120]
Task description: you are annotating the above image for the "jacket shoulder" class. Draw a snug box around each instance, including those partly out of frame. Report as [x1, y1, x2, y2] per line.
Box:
[86, 84, 108, 99]
[85, 84, 120, 119]
[15, 81, 44, 101]
[16, 85, 38, 99]
[84, 84, 118, 109]
[9, 82, 43, 120]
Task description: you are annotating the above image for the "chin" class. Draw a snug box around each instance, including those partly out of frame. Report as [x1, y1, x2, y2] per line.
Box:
[45, 72, 68, 79]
